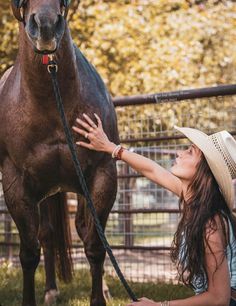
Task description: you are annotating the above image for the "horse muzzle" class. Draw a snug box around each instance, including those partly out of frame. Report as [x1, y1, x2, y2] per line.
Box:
[35, 38, 57, 54]
[26, 11, 65, 54]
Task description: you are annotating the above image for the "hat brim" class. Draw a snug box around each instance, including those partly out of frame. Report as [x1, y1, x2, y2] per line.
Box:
[174, 125, 234, 209]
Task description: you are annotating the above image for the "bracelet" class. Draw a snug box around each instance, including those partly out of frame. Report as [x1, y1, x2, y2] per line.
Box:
[111, 145, 121, 158]
[111, 145, 126, 160]
[116, 146, 125, 160]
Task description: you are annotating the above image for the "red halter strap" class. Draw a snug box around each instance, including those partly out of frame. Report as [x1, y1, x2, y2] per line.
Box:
[42, 55, 50, 65]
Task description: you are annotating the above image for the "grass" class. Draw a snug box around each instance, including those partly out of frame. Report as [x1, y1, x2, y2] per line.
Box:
[0, 262, 194, 306]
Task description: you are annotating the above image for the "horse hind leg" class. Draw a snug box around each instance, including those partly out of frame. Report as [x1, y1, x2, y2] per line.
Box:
[75, 163, 117, 306]
[44, 290, 60, 306]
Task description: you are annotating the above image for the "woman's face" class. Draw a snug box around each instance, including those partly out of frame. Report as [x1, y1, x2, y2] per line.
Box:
[171, 144, 202, 183]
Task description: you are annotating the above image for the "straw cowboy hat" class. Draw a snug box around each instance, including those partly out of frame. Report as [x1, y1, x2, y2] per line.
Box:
[174, 125, 236, 210]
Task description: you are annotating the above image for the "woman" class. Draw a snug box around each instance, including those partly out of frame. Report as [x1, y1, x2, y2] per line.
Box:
[72, 113, 236, 306]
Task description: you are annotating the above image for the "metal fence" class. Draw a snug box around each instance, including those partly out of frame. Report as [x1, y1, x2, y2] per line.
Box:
[0, 84, 236, 283]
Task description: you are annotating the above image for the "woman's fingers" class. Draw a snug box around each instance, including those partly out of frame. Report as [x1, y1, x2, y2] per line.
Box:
[73, 124, 96, 142]
[126, 298, 156, 306]
[76, 118, 92, 132]
[76, 141, 94, 150]
[72, 126, 88, 137]
[72, 114, 108, 152]
[82, 113, 97, 128]
[75, 114, 102, 133]
[126, 299, 141, 306]
[94, 113, 102, 128]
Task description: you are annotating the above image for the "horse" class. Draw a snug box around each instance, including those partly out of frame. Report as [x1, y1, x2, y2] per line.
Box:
[0, 1, 119, 305]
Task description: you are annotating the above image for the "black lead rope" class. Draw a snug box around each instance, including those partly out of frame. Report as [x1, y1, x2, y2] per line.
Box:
[47, 60, 138, 302]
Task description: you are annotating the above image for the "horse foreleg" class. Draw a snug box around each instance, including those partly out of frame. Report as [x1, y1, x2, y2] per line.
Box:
[76, 162, 117, 306]
[39, 200, 59, 306]
[2, 160, 40, 306]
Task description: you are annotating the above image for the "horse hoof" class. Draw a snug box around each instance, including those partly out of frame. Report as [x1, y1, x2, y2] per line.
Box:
[91, 300, 106, 306]
[44, 289, 60, 305]
[103, 289, 112, 301]
[103, 279, 112, 301]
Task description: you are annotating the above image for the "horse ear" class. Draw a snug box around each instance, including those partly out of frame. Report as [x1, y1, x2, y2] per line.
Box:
[11, 0, 24, 21]
[12, 0, 19, 7]
[61, 0, 71, 7]
[12, 0, 25, 8]
[64, 0, 71, 7]
[61, 0, 71, 18]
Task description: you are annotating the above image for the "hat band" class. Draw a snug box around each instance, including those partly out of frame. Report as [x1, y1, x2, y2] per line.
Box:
[209, 134, 236, 180]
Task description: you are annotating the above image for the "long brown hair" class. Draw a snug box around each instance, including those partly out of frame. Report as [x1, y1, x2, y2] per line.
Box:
[171, 154, 236, 290]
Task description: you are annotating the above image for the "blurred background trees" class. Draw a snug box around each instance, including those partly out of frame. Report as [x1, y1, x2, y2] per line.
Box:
[0, 0, 235, 96]
[0, 0, 235, 134]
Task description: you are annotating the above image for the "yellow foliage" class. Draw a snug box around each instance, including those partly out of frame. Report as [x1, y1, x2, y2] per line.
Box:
[1, 1, 235, 93]
[0, 1, 235, 138]
[69, 0, 236, 96]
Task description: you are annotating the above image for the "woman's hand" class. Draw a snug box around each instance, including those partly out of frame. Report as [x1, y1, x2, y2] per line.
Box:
[127, 297, 159, 306]
[72, 113, 116, 153]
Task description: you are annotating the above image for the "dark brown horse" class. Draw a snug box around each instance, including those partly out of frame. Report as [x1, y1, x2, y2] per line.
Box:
[0, 1, 119, 305]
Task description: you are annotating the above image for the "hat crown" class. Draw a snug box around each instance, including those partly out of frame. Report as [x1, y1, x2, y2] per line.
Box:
[209, 131, 236, 180]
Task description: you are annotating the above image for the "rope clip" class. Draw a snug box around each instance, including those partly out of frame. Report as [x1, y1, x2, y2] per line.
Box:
[43, 54, 58, 74]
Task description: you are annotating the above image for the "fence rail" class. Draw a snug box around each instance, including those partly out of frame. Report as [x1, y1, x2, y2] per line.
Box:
[113, 84, 236, 106]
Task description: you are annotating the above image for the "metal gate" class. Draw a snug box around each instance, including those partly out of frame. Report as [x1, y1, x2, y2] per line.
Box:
[0, 84, 236, 283]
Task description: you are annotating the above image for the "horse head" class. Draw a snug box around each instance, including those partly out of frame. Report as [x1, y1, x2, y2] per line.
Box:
[11, 0, 71, 54]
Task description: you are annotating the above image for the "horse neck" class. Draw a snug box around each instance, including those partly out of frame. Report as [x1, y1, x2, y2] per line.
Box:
[18, 24, 79, 108]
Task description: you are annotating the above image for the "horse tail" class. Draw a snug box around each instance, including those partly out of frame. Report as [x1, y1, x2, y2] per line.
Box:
[48, 192, 74, 283]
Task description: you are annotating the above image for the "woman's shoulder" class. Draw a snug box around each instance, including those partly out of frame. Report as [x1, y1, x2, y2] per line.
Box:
[204, 213, 229, 248]
[205, 213, 225, 231]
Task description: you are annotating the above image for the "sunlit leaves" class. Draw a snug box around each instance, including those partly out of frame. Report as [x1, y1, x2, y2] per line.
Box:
[0, 0, 235, 138]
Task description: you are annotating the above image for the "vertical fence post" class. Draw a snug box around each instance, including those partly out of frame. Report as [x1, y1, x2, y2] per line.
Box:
[124, 163, 134, 247]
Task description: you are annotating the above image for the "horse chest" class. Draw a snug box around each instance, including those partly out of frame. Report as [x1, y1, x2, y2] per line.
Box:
[21, 141, 95, 182]
[5, 111, 70, 162]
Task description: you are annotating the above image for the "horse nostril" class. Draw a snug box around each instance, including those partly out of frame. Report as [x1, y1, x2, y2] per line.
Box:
[55, 15, 65, 37]
[28, 14, 39, 39]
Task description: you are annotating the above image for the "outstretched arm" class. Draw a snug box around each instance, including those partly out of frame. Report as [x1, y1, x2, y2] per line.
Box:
[72, 113, 182, 197]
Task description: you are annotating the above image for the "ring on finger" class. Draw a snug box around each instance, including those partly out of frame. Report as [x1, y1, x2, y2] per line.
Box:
[85, 133, 89, 139]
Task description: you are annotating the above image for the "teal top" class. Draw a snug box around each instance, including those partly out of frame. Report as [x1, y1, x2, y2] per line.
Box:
[180, 214, 236, 294]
